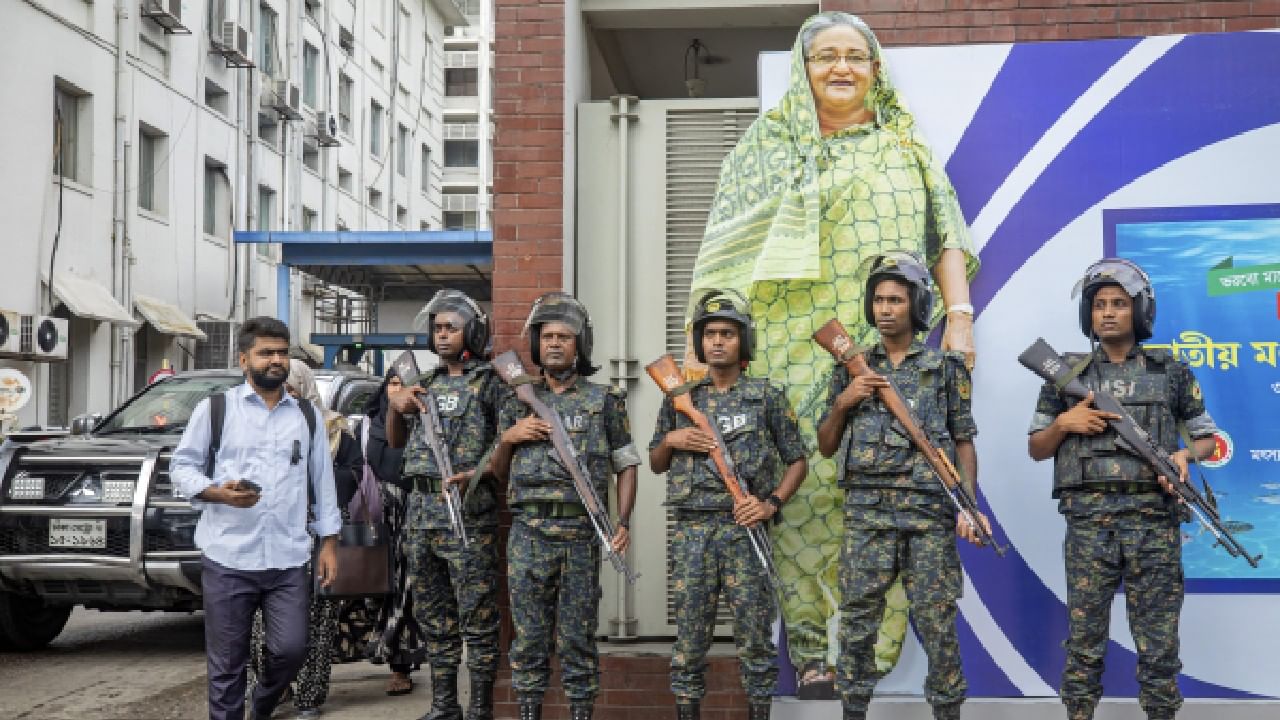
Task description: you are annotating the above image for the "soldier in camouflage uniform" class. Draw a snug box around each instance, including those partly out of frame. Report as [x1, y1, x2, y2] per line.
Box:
[387, 290, 506, 720]
[649, 290, 808, 720]
[816, 254, 987, 720]
[489, 293, 641, 720]
[1028, 259, 1218, 720]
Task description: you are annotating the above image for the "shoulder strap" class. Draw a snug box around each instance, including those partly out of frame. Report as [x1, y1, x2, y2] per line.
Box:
[298, 400, 318, 508]
[1058, 354, 1093, 393]
[204, 392, 227, 478]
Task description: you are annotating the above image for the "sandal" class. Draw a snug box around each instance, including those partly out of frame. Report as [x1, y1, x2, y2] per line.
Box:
[796, 660, 836, 700]
[386, 672, 414, 696]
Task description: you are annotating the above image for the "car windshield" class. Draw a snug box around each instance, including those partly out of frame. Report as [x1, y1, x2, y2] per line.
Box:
[96, 376, 244, 434]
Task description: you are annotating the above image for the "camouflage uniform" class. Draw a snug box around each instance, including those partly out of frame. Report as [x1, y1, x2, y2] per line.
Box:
[402, 361, 507, 688]
[499, 377, 638, 703]
[650, 375, 808, 702]
[823, 342, 976, 720]
[1029, 346, 1216, 720]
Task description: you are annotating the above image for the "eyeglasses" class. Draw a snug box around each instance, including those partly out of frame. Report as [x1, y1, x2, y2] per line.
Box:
[806, 50, 873, 69]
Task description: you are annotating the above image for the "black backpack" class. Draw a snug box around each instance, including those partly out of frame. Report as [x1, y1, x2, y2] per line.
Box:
[204, 390, 318, 502]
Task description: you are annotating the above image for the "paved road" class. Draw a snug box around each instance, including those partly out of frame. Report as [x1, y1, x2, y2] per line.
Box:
[0, 608, 437, 719]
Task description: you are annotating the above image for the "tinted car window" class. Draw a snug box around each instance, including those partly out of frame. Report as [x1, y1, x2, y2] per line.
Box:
[97, 376, 244, 433]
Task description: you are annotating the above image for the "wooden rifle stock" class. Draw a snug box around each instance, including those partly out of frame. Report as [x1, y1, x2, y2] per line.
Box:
[811, 319, 1005, 555]
[644, 355, 745, 503]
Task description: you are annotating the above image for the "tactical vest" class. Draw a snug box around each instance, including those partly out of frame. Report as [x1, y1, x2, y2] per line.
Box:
[509, 380, 612, 505]
[1052, 349, 1178, 496]
[402, 364, 495, 480]
[665, 377, 778, 510]
[839, 350, 956, 493]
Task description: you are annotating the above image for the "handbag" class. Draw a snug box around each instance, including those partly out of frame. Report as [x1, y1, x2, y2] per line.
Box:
[314, 424, 391, 598]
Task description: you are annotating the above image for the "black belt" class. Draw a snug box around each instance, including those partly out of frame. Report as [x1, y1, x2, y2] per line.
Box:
[512, 501, 588, 519]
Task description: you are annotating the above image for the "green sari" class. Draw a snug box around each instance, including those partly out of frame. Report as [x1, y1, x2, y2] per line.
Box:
[690, 15, 978, 674]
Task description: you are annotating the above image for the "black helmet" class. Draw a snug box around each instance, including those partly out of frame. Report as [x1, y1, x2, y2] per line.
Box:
[523, 292, 597, 376]
[1072, 258, 1155, 341]
[414, 289, 490, 359]
[864, 252, 934, 333]
[690, 289, 755, 364]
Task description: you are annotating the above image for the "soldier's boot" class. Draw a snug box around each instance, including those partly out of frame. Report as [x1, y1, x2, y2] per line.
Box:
[568, 701, 593, 720]
[932, 702, 962, 720]
[1065, 701, 1094, 720]
[747, 700, 771, 720]
[464, 678, 494, 720]
[517, 693, 542, 720]
[420, 672, 463, 720]
[841, 701, 868, 720]
[675, 700, 700, 720]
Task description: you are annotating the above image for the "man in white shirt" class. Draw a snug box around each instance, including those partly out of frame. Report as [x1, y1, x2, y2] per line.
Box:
[171, 317, 341, 720]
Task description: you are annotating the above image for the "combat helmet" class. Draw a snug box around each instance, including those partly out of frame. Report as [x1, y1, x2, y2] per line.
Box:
[523, 292, 597, 376]
[1071, 258, 1155, 341]
[864, 252, 934, 333]
[690, 289, 755, 364]
[413, 289, 491, 359]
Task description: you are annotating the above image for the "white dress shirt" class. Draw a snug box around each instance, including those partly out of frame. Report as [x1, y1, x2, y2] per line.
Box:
[171, 382, 342, 571]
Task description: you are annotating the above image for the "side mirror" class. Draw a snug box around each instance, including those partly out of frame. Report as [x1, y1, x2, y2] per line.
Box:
[70, 413, 103, 436]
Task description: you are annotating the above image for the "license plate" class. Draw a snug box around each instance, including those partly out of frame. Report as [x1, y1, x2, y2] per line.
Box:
[48, 519, 107, 549]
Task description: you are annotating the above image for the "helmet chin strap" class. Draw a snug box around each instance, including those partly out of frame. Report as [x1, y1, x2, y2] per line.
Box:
[546, 366, 577, 382]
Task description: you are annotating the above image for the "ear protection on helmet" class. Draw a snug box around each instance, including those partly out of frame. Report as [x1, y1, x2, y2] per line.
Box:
[414, 289, 491, 359]
[864, 252, 934, 333]
[523, 292, 597, 376]
[690, 288, 755, 364]
[1071, 258, 1155, 341]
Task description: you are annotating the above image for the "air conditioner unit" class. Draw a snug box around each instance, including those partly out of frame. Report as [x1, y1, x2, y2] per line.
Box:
[0, 309, 19, 355]
[221, 21, 249, 55]
[306, 114, 341, 147]
[262, 79, 303, 120]
[141, 0, 187, 33]
[20, 315, 68, 361]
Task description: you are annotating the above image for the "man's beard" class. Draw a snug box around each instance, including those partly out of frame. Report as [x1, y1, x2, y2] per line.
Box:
[250, 366, 287, 390]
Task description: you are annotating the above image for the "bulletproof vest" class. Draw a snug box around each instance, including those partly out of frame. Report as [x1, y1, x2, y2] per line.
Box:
[1052, 349, 1178, 496]
[839, 349, 956, 493]
[666, 377, 778, 510]
[509, 380, 612, 504]
[402, 365, 495, 479]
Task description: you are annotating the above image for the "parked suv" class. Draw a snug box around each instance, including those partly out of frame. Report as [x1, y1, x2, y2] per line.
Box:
[0, 368, 380, 650]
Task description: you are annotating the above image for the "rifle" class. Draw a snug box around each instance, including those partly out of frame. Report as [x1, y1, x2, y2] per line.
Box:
[812, 319, 1006, 555]
[1018, 337, 1261, 568]
[644, 355, 786, 595]
[391, 351, 469, 548]
[491, 350, 639, 584]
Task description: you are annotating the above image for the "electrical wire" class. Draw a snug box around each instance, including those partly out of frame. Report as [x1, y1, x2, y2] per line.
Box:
[47, 101, 65, 313]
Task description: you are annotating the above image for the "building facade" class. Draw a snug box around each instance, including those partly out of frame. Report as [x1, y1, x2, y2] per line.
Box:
[0, 0, 487, 430]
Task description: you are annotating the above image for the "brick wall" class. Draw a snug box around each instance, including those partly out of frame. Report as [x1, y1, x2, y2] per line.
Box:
[819, 0, 1280, 44]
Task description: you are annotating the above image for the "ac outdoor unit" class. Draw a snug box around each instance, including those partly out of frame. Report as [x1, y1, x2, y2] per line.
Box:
[307, 114, 341, 147]
[142, 0, 184, 26]
[20, 315, 68, 361]
[262, 79, 303, 120]
[220, 21, 252, 57]
[0, 309, 19, 355]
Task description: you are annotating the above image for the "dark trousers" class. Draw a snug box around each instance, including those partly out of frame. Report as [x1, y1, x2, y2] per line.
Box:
[202, 557, 310, 720]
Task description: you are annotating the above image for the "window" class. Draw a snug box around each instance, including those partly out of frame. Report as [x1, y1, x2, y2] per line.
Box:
[303, 43, 319, 107]
[303, 141, 319, 172]
[338, 74, 353, 135]
[204, 79, 229, 115]
[443, 211, 477, 230]
[370, 100, 383, 156]
[258, 112, 280, 149]
[396, 204, 407, 227]
[371, 58, 385, 82]
[396, 124, 408, 176]
[257, 185, 276, 231]
[138, 34, 169, 76]
[258, 4, 278, 76]
[459, 0, 481, 17]
[399, 5, 411, 59]
[203, 159, 228, 238]
[420, 144, 431, 193]
[138, 124, 168, 215]
[338, 166, 353, 193]
[445, 68, 478, 97]
[53, 83, 87, 183]
[368, 187, 382, 212]
[338, 26, 354, 56]
[420, 220, 430, 231]
[444, 140, 478, 168]
[302, 207, 318, 231]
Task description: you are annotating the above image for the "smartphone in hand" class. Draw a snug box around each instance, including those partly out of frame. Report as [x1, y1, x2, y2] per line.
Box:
[237, 480, 263, 494]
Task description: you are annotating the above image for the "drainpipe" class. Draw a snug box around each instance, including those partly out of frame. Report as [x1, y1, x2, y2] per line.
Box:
[110, 0, 129, 406]
[608, 93, 638, 641]
[244, 1, 260, 318]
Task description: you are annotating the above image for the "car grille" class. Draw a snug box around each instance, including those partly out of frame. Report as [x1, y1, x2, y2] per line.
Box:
[0, 516, 131, 557]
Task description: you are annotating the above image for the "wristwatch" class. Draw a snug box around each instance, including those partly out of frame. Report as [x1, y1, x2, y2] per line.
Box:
[765, 494, 785, 512]
[618, 518, 630, 530]
[947, 302, 975, 316]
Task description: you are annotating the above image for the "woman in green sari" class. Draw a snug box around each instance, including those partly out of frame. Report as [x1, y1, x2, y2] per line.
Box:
[689, 12, 979, 697]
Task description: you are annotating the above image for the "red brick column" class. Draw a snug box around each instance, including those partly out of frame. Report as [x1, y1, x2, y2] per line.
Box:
[818, 1, 1280, 44]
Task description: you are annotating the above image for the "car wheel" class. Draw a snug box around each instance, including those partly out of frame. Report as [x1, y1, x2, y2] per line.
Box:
[0, 591, 72, 651]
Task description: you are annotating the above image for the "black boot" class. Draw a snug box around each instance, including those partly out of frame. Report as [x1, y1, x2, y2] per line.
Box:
[748, 700, 770, 720]
[517, 693, 542, 720]
[465, 678, 494, 720]
[842, 710, 866, 720]
[420, 673, 463, 720]
[569, 702, 593, 720]
[676, 701, 700, 720]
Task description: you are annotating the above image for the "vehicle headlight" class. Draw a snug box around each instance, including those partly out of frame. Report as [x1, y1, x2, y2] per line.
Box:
[8, 471, 46, 500]
[102, 477, 136, 504]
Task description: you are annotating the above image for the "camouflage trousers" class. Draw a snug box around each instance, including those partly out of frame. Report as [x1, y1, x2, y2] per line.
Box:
[670, 513, 778, 701]
[1062, 520, 1183, 719]
[837, 524, 965, 716]
[404, 525, 501, 682]
[508, 516, 603, 702]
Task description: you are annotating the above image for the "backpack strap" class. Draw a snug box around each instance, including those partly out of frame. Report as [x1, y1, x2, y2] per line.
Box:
[204, 392, 227, 479]
[298, 399, 318, 508]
